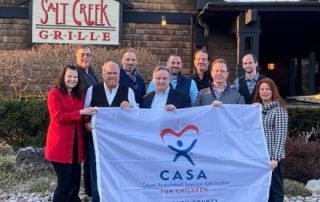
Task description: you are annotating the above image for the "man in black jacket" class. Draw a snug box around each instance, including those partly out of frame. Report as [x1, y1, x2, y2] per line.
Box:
[119, 51, 146, 105]
[75, 45, 99, 200]
[190, 49, 212, 91]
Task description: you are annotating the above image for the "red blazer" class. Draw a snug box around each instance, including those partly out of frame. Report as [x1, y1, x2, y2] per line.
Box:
[45, 87, 85, 164]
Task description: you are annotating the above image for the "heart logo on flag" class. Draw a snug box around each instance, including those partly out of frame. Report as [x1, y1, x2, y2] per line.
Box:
[160, 124, 199, 166]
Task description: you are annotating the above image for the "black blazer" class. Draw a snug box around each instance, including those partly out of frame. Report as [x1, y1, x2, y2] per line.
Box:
[140, 89, 190, 109]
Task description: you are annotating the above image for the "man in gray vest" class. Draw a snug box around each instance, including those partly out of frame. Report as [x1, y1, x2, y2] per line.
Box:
[233, 54, 266, 104]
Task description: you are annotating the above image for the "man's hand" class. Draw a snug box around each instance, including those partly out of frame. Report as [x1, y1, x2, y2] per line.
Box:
[120, 101, 132, 109]
[164, 104, 176, 111]
[211, 100, 222, 107]
[85, 123, 93, 132]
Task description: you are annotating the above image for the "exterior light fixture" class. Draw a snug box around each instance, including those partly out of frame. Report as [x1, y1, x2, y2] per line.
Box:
[267, 63, 275, 71]
[161, 15, 167, 27]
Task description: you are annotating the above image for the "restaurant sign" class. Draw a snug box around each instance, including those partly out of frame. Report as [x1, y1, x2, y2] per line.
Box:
[32, 0, 120, 45]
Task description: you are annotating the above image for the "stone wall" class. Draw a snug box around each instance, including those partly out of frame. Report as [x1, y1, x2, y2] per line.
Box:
[0, 18, 29, 50]
[131, 0, 195, 12]
[207, 25, 237, 81]
[0, 0, 29, 50]
[121, 23, 193, 74]
[122, 0, 194, 73]
[0, 0, 18, 6]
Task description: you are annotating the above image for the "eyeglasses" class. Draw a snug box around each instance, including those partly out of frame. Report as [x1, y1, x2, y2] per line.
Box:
[79, 53, 92, 57]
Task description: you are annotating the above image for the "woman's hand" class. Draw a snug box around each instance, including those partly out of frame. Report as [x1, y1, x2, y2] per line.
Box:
[252, 102, 260, 108]
[85, 123, 93, 131]
[270, 159, 278, 171]
[80, 107, 97, 115]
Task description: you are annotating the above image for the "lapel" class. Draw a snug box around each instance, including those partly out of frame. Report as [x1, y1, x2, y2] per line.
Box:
[166, 89, 174, 105]
[146, 92, 156, 108]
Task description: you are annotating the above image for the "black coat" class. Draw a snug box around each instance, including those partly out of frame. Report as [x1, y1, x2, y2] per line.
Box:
[140, 89, 190, 109]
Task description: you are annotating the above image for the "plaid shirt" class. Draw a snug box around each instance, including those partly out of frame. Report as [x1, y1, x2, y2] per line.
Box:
[262, 101, 288, 161]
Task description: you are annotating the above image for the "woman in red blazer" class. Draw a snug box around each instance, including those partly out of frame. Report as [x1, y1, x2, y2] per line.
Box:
[45, 65, 96, 202]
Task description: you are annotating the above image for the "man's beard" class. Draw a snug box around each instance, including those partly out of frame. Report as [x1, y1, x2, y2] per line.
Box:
[245, 67, 253, 74]
[170, 68, 180, 77]
[125, 65, 135, 72]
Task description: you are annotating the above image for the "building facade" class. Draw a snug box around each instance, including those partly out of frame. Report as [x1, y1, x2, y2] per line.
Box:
[1, 0, 320, 96]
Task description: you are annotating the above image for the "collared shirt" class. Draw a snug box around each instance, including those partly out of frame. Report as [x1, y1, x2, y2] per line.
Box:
[84, 83, 138, 108]
[151, 87, 170, 109]
[211, 83, 228, 100]
[233, 72, 260, 94]
[147, 79, 198, 104]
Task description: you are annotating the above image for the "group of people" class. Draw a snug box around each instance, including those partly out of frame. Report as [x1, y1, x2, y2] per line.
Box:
[44, 45, 288, 202]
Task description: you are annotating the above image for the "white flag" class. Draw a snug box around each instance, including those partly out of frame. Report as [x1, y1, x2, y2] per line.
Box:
[92, 105, 271, 202]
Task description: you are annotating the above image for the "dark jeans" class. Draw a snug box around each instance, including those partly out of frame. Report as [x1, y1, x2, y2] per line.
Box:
[52, 162, 81, 202]
[83, 134, 92, 196]
[85, 135, 100, 202]
[269, 160, 284, 202]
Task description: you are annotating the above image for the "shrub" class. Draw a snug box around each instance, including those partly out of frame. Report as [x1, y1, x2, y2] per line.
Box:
[287, 106, 320, 140]
[0, 142, 14, 156]
[284, 137, 320, 184]
[0, 99, 48, 151]
[284, 179, 311, 197]
[0, 44, 159, 99]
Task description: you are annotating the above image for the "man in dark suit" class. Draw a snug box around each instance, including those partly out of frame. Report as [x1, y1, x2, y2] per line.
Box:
[140, 66, 190, 110]
[75, 45, 99, 89]
[119, 51, 146, 105]
[147, 54, 198, 106]
[74, 45, 99, 199]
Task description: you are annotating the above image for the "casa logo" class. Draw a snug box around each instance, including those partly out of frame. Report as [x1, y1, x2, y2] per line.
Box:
[160, 124, 199, 166]
[159, 124, 207, 181]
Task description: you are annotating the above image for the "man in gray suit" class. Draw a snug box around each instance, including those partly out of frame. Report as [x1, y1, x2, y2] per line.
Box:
[194, 59, 244, 106]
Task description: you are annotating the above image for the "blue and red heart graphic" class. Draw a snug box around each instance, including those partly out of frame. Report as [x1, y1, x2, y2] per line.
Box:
[160, 124, 199, 166]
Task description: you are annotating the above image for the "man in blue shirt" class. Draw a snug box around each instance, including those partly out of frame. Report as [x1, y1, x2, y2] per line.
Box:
[147, 54, 198, 106]
[233, 54, 266, 104]
[141, 66, 190, 109]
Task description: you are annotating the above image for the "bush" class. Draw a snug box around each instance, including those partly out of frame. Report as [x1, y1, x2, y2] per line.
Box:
[0, 44, 159, 99]
[0, 99, 48, 151]
[287, 106, 320, 140]
[284, 137, 320, 184]
[284, 179, 311, 197]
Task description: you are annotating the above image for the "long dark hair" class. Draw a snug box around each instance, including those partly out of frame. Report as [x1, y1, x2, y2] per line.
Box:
[253, 78, 286, 108]
[57, 65, 84, 99]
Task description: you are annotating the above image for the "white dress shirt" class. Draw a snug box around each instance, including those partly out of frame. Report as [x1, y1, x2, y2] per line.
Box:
[151, 87, 170, 109]
[84, 83, 138, 108]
